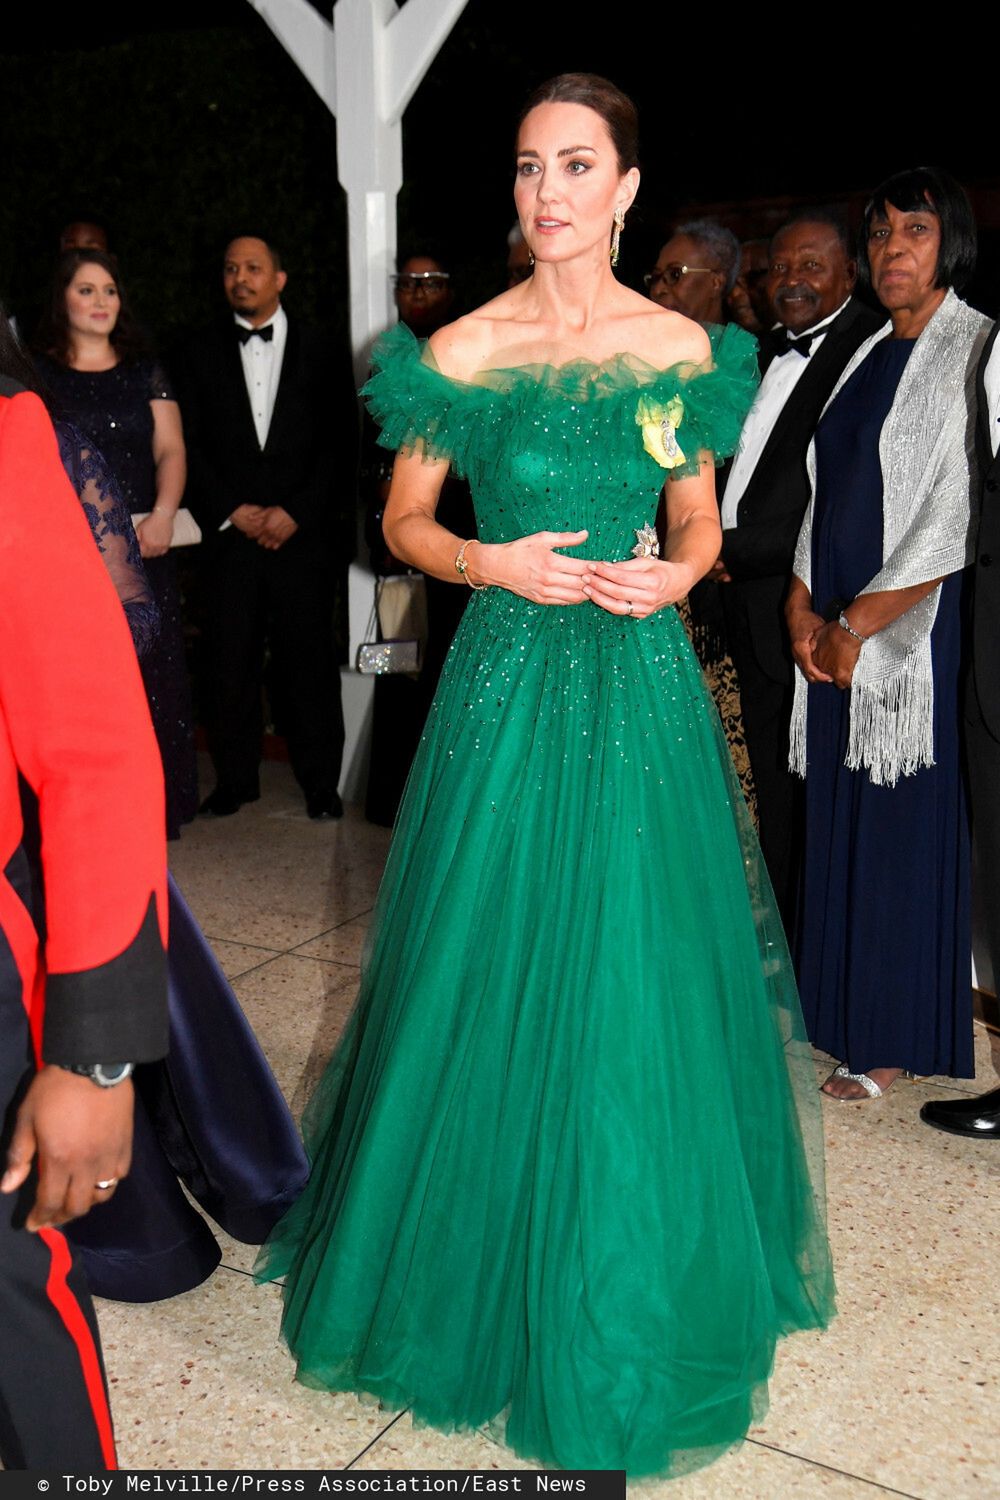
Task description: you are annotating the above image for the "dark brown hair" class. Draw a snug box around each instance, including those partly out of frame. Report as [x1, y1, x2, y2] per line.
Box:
[517, 73, 639, 174]
[37, 248, 146, 366]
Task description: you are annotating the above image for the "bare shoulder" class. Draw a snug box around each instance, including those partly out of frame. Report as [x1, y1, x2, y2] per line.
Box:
[428, 290, 525, 381]
[639, 304, 712, 368]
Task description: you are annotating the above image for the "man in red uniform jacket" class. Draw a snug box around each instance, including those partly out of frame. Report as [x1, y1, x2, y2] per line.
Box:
[0, 380, 168, 1469]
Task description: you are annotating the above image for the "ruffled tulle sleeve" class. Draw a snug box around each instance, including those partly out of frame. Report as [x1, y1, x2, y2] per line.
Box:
[360, 322, 491, 480]
[636, 322, 759, 480]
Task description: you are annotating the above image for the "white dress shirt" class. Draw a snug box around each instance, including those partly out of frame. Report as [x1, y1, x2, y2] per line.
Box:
[721, 298, 852, 530]
[234, 303, 287, 450]
[984, 335, 1000, 459]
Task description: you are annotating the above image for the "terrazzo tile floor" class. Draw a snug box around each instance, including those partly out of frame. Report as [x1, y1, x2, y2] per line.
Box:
[96, 757, 1000, 1495]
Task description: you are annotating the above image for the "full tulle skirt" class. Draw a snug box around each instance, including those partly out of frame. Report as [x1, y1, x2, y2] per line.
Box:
[258, 589, 834, 1477]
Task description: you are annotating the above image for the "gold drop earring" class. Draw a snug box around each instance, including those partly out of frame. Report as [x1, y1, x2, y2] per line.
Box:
[610, 208, 625, 268]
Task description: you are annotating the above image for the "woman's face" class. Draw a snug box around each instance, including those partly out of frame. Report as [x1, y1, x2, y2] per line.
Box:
[514, 102, 637, 269]
[65, 263, 120, 338]
[867, 199, 942, 316]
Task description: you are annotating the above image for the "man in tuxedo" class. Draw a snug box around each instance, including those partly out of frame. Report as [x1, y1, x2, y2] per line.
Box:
[922, 321, 1000, 1138]
[0, 383, 167, 1467]
[180, 236, 347, 820]
[714, 216, 884, 927]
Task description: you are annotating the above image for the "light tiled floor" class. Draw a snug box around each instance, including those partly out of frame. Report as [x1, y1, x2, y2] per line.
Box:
[96, 757, 1000, 1495]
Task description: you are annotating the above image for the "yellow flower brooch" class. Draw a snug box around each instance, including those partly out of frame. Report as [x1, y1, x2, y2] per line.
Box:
[636, 394, 686, 470]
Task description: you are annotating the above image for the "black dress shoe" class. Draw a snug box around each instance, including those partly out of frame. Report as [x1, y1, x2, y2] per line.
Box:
[306, 791, 344, 821]
[920, 1085, 1000, 1138]
[198, 787, 259, 817]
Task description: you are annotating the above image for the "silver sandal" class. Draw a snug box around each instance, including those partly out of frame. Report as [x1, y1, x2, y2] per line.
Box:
[829, 1065, 885, 1099]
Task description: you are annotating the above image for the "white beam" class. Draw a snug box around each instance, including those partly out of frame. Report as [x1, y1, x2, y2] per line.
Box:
[382, 0, 470, 123]
[248, 0, 337, 112]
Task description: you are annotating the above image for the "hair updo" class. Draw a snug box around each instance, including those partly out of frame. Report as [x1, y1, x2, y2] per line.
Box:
[516, 73, 640, 175]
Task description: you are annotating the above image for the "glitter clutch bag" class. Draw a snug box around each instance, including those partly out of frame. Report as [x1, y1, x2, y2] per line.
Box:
[356, 574, 425, 676]
[356, 639, 421, 675]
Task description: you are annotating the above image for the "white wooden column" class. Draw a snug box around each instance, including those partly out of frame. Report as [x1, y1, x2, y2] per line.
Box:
[246, 0, 468, 800]
[249, 0, 468, 378]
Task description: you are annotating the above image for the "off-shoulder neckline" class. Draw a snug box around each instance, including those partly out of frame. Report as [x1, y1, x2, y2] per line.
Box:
[375, 320, 754, 389]
[400, 340, 719, 402]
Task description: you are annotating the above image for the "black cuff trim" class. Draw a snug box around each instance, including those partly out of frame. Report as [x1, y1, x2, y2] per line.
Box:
[43, 893, 168, 1066]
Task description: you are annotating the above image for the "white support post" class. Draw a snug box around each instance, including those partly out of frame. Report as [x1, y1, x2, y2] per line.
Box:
[245, 0, 469, 801]
[249, 0, 468, 372]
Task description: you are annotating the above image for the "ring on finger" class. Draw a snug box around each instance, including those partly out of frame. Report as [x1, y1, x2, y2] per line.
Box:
[94, 1177, 119, 1191]
[626, 600, 634, 617]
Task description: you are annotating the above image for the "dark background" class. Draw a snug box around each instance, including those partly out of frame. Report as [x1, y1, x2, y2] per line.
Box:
[3, 1, 998, 347]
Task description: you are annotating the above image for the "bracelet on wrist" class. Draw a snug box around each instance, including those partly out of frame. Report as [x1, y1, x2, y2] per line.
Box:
[455, 539, 487, 590]
[837, 610, 866, 643]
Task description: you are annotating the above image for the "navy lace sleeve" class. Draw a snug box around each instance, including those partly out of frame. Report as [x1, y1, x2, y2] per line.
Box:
[55, 421, 161, 660]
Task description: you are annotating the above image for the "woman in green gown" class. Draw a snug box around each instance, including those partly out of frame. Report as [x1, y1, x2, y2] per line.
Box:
[258, 74, 835, 1478]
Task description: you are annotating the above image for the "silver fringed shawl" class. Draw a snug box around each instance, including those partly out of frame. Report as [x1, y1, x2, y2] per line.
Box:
[789, 290, 993, 785]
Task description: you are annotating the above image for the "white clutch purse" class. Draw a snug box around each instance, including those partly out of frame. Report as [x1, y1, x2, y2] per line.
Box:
[132, 508, 203, 547]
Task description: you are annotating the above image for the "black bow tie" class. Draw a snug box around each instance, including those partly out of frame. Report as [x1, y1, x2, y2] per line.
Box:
[236, 323, 274, 345]
[773, 329, 819, 359]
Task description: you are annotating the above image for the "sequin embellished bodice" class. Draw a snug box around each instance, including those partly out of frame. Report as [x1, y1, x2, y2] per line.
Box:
[363, 323, 758, 563]
[38, 355, 176, 516]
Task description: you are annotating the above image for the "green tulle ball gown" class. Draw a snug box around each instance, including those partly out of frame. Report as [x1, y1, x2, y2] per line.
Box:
[256, 322, 835, 1479]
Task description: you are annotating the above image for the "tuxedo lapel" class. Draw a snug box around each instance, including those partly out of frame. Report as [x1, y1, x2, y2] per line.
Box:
[976, 321, 999, 478]
[264, 317, 299, 454]
[218, 329, 262, 456]
[748, 336, 841, 479]
[736, 301, 880, 518]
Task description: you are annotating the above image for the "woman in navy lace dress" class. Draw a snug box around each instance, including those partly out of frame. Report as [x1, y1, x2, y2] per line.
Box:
[0, 310, 308, 1300]
[36, 250, 198, 839]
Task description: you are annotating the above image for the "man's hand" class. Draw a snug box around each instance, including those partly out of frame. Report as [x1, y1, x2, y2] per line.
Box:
[230, 504, 266, 537]
[705, 557, 732, 583]
[256, 507, 299, 551]
[0, 1067, 133, 1230]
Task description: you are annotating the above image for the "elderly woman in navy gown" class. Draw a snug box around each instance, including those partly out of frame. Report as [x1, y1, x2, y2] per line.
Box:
[0, 309, 307, 1300]
[35, 249, 198, 840]
[786, 168, 991, 1100]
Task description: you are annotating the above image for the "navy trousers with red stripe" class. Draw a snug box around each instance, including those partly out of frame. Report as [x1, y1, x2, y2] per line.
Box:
[0, 915, 116, 1471]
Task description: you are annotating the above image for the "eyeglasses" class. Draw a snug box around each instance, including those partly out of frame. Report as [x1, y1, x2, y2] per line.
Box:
[643, 264, 715, 289]
[391, 272, 451, 293]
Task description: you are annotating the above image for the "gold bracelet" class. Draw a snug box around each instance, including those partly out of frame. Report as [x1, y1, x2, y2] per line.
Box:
[454, 539, 487, 590]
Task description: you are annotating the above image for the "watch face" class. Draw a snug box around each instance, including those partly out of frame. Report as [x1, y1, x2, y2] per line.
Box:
[93, 1062, 133, 1086]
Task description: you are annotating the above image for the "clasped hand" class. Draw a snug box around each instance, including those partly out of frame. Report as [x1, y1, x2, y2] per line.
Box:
[788, 609, 861, 689]
[482, 531, 690, 619]
[231, 504, 299, 550]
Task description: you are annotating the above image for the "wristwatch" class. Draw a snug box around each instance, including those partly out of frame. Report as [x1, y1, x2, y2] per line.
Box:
[64, 1062, 134, 1088]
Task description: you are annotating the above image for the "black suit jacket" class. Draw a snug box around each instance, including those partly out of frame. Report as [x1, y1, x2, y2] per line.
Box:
[720, 297, 886, 682]
[177, 313, 352, 543]
[972, 321, 1000, 737]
